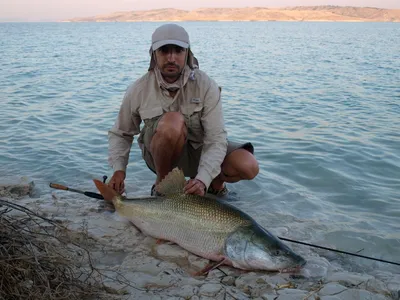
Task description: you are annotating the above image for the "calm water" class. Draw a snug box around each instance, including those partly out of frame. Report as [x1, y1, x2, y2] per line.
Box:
[1, 21, 399, 275]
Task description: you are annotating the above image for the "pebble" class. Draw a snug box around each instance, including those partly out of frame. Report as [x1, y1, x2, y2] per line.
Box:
[167, 285, 199, 298]
[327, 271, 375, 288]
[199, 283, 223, 297]
[235, 272, 275, 297]
[319, 283, 348, 296]
[337, 288, 390, 300]
[0, 181, 34, 198]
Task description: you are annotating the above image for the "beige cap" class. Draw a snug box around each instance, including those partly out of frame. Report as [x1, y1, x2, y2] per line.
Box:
[151, 24, 190, 51]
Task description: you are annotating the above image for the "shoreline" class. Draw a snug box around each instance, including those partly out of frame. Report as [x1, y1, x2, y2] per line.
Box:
[1, 181, 398, 299]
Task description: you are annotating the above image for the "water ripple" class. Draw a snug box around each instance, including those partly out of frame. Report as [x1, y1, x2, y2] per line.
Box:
[1, 21, 399, 275]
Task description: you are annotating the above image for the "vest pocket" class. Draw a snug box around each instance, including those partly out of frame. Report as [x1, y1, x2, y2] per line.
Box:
[182, 103, 204, 148]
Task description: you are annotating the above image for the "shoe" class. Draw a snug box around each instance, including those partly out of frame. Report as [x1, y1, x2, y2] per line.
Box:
[207, 185, 229, 197]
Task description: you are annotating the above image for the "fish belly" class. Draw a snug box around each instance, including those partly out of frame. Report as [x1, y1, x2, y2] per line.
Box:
[117, 196, 247, 262]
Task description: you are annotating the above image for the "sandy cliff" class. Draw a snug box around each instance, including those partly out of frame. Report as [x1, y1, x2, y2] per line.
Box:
[66, 6, 400, 22]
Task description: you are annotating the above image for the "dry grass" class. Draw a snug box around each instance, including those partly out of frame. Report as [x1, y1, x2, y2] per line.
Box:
[0, 198, 127, 300]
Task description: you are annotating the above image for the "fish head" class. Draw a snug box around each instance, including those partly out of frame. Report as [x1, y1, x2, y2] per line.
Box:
[225, 224, 306, 272]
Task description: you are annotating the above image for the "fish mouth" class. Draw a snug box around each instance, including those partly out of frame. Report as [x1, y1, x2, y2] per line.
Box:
[279, 265, 303, 273]
[279, 258, 307, 273]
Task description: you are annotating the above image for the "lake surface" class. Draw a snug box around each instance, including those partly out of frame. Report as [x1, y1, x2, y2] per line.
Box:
[0, 21, 399, 276]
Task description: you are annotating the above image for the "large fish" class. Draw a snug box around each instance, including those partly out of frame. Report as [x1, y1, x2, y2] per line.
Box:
[93, 168, 306, 274]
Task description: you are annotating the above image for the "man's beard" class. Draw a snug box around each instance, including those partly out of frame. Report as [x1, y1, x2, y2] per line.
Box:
[161, 63, 182, 78]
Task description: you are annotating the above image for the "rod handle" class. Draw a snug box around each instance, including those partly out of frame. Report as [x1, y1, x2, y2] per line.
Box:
[49, 183, 69, 191]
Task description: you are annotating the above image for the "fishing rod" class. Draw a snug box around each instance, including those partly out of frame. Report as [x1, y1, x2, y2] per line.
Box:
[49, 178, 400, 267]
[278, 236, 400, 267]
[49, 175, 108, 200]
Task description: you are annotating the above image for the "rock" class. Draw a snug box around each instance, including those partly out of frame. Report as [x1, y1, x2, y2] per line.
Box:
[277, 288, 308, 295]
[301, 256, 329, 279]
[337, 288, 389, 300]
[320, 296, 342, 300]
[261, 292, 278, 300]
[225, 286, 253, 300]
[365, 278, 388, 295]
[121, 253, 186, 277]
[206, 269, 226, 281]
[387, 275, 400, 299]
[261, 274, 289, 287]
[167, 285, 199, 298]
[235, 272, 274, 297]
[123, 271, 202, 289]
[318, 283, 348, 296]
[221, 276, 236, 286]
[199, 283, 223, 297]
[0, 180, 34, 198]
[275, 288, 308, 300]
[326, 272, 375, 288]
[188, 253, 209, 271]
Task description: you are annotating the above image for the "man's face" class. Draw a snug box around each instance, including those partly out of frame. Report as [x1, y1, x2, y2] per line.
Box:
[155, 44, 187, 81]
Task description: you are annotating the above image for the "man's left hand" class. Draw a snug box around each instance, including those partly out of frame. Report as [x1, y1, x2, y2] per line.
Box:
[184, 179, 206, 196]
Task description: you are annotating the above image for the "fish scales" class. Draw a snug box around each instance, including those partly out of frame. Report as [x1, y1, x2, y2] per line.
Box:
[115, 193, 251, 260]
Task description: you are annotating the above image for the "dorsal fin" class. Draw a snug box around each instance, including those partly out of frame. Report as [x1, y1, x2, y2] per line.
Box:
[156, 167, 186, 196]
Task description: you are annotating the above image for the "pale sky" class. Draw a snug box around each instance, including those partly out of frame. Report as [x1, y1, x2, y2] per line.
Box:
[0, 0, 399, 22]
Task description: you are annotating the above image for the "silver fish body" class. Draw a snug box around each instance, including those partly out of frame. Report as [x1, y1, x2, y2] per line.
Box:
[99, 168, 306, 272]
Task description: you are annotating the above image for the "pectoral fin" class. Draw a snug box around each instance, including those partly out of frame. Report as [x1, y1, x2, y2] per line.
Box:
[93, 179, 120, 202]
[193, 258, 228, 276]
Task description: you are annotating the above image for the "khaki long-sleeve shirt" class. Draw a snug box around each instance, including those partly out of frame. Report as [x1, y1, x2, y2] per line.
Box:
[108, 68, 228, 189]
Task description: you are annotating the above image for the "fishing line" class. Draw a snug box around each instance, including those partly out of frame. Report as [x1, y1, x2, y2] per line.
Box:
[278, 236, 400, 267]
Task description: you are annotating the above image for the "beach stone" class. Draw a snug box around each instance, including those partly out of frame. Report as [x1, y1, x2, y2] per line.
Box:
[365, 278, 388, 295]
[302, 256, 330, 279]
[199, 283, 223, 297]
[188, 253, 209, 270]
[221, 276, 236, 286]
[370, 271, 393, 284]
[0, 180, 34, 199]
[319, 283, 348, 296]
[225, 286, 253, 300]
[123, 255, 181, 276]
[129, 292, 162, 300]
[167, 285, 199, 298]
[261, 274, 289, 287]
[336, 288, 389, 300]
[320, 296, 343, 300]
[275, 288, 308, 299]
[206, 269, 226, 281]
[326, 272, 375, 288]
[387, 275, 400, 296]
[123, 271, 202, 289]
[235, 272, 274, 296]
[261, 292, 278, 300]
[218, 265, 244, 277]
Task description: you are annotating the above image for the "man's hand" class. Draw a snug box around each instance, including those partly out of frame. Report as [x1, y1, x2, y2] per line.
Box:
[108, 170, 126, 194]
[184, 179, 206, 196]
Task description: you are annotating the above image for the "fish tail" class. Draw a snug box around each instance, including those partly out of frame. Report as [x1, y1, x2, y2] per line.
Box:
[93, 179, 121, 204]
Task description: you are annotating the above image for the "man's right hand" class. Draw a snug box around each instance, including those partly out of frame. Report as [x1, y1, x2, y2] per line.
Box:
[108, 170, 126, 194]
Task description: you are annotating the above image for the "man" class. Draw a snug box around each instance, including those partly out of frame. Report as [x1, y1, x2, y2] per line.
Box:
[107, 23, 259, 197]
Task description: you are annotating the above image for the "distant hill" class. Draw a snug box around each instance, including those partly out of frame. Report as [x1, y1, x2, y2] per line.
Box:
[66, 6, 400, 22]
